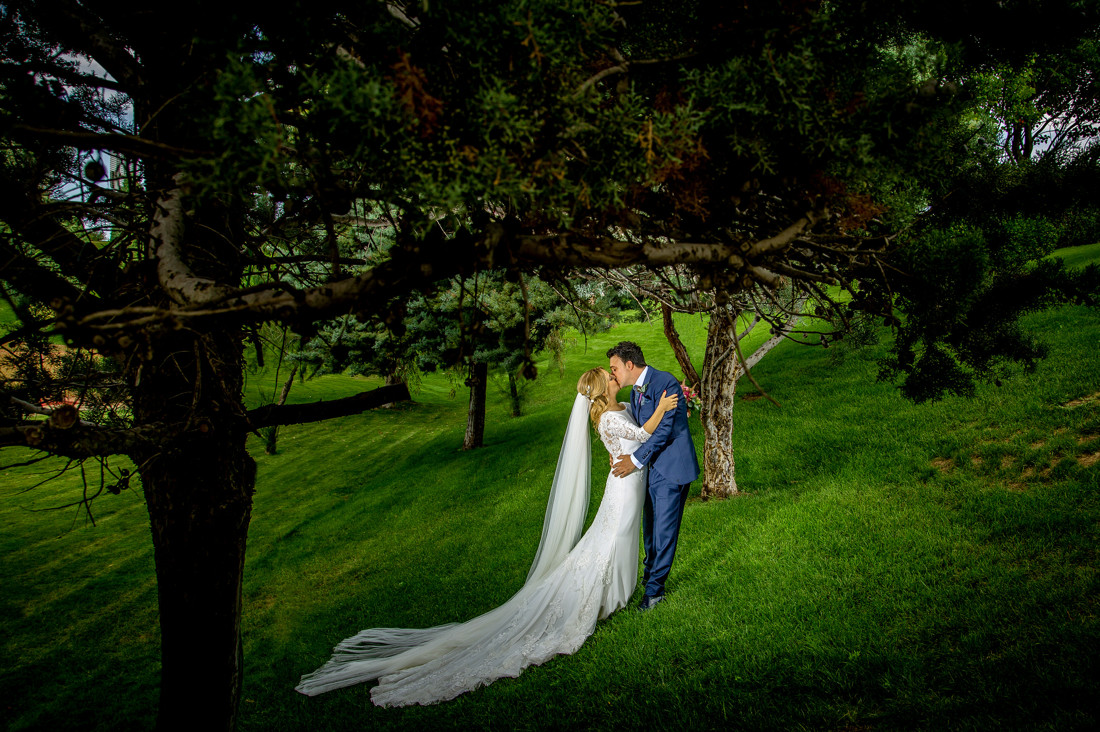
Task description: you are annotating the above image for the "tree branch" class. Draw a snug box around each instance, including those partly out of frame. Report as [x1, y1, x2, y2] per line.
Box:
[153, 183, 237, 306]
[33, 0, 147, 89]
[0, 172, 115, 290]
[0, 238, 91, 308]
[66, 223, 868, 339]
[246, 383, 411, 429]
[745, 211, 819, 258]
[731, 323, 781, 408]
[9, 396, 101, 428]
[661, 302, 700, 386]
[245, 255, 369, 267]
[0, 421, 166, 458]
[8, 125, 204, 160]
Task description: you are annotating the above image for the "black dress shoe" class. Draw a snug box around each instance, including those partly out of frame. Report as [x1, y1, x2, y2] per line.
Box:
[638, 595, 664, 611]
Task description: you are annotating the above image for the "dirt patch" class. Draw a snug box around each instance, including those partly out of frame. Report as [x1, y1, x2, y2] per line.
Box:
[1080, 452, 1100, 468]
[931, 457, 954, 472]
[971, 455, 984, 467]
[1030, 439, 1047, 449]
[1006, 467, 1036, 492]
[1000, 455, 1016, 469]
[1064, 391, 1100, 409]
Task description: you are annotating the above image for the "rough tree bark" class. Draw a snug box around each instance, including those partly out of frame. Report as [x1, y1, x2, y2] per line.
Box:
[123, 316, 253, 732]
[663, 297, 804, 499]
[700, 305, 742, 499]
[130, 167, 256, 729]
[138, 428, 254, 732]
[463, 361, 488, 450]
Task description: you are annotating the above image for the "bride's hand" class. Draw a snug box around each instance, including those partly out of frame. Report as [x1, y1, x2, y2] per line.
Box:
[657, 390, 678, 414]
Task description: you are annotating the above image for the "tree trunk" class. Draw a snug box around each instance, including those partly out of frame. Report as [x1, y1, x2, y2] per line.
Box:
[463, 360, 487, 450]
[700, 306, 741, 499]
[698, 297, 804, 499]
[132, 120, 254, 726]
[381, 369, 403, 408]
[265, 365, 297, 455]
[128, 328, 254, 732]
[508, 371, 521, 417]
[143, 442, 254, 732]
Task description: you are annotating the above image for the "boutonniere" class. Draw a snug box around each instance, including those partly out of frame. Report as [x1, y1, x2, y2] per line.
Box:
[633, 382, 648, 404]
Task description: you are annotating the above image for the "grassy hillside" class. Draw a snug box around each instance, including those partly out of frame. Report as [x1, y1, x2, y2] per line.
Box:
[2, 266, 1099, 730]
[1054, 241, 1100, 270]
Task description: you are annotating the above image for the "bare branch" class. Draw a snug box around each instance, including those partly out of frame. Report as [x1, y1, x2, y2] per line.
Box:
[573, 63, 629, 98]
[9, 396, 101, 428]
[740, 296, 806, 374]
[8, 125, 203, 160]
[0, 174, 116, 292]
[153, 183, 237, 306]
[732, 324, 781, 408]
[769, 261, 837, 284]
[745, 211, 819, 257]
[246, 255, 368, 267]
[329, 215, 394, 229]
[661, 302, 700, 386]
[246, 383, 411, 429]
[0, 421, 167, 458]
[737, 313, 762, 342]
[747, 265, 782, 288]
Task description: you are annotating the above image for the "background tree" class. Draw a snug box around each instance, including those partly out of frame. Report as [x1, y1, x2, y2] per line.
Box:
[252, 324, 301, 455]
[600, 269, 810, 499]
[403, 271, 572, 448]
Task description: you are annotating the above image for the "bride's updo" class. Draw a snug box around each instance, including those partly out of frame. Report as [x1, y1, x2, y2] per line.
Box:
[577, 368, 614, 429]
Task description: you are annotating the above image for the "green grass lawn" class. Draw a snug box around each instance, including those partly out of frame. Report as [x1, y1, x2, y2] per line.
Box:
[1053, 241, 1100, 270]
[3, 283, 1100, 729]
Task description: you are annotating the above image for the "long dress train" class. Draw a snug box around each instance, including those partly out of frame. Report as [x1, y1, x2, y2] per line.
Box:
[295, 398, 652, 707]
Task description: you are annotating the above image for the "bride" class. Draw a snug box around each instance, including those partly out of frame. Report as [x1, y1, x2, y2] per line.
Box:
[295, 367, 678, 706]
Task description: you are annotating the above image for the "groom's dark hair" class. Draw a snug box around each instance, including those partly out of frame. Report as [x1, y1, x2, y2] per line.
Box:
[607, 341, 646, 369]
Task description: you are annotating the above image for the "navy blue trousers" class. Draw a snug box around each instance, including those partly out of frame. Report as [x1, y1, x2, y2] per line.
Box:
[641, 468, 691, 598]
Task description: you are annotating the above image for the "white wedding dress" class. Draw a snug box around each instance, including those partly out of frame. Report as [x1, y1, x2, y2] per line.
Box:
[295, 396, 651, 706]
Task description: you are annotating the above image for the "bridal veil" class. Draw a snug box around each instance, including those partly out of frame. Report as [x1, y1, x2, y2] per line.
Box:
[295, 393, 593, 700]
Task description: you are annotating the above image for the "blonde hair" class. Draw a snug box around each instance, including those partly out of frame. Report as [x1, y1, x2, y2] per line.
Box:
[577, 368, 614, 429]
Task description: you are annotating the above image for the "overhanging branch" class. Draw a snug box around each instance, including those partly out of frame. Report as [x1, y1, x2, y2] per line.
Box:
[0, 421, 167, 458]
[246, 383, 411, 429]
[746, 211, 819, 258]
[67, 222, 879, 340]
[8, 125, 205, 160]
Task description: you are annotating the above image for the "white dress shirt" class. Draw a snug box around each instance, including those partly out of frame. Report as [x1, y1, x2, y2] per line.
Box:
[629, 366, 650, 469]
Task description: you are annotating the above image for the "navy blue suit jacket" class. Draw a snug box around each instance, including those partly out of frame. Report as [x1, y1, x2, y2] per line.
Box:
[631, 367, 700, 486]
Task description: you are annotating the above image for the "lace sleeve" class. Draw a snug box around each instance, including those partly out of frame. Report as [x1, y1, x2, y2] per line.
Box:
[599, 411, 651, 444]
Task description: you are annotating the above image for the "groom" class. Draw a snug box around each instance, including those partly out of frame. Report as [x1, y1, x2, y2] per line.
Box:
[608, 341, 700, 611]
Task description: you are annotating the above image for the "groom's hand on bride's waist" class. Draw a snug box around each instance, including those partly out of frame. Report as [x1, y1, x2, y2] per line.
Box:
[612, 454, 637, 477]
